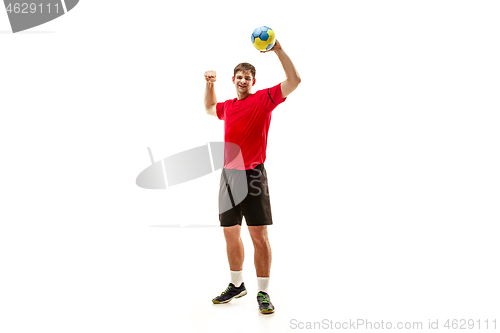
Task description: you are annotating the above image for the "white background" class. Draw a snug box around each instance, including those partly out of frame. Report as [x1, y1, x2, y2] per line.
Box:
[1, 1, 499, 332]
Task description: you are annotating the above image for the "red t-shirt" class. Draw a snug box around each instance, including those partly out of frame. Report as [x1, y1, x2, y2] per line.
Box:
[217, 83, 286, 170]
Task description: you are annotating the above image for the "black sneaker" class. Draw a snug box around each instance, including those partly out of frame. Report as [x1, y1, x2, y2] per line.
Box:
[257, 291, 274, 314]
[212, 283, 247, 304]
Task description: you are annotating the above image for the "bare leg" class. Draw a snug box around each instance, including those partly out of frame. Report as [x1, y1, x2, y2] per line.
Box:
[248, 225, 272, 277]
[223, 225, 244, 271]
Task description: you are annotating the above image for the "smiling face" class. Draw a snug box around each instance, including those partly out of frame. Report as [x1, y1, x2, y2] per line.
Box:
[232, 70, 256, 99]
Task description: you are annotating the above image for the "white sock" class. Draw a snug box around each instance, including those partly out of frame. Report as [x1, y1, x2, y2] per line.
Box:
[230, 270, 243, 287]
[257, 277, 270, 293]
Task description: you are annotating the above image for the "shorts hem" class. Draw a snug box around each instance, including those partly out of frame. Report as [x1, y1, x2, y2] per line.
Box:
[247, 220, 273, 227]
[219, 220, 273, 227]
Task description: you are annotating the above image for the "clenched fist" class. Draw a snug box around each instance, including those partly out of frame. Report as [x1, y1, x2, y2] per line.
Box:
[204, 70, 217, 83]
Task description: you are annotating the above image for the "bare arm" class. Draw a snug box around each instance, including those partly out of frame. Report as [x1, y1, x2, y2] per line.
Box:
[263, 40, 301, 98]
[204, 70, 217, 117]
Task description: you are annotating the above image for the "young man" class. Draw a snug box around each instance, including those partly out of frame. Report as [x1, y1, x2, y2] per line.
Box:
[204, 40, 300, 314]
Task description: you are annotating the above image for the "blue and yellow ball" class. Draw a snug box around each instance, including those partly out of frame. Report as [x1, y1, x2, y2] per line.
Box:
[251, 26, 276, 51]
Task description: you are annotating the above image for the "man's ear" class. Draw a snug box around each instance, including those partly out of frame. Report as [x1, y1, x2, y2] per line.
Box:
[252, 78, 256, 86]
[232, 76, 235, 84]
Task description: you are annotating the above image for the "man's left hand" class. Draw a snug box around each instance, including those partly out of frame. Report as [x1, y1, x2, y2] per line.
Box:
[260, 39, 282, 53]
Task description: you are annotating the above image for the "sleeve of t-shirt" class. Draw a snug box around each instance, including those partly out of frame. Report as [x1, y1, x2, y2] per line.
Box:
[216, 102, 225, 120]
[263, 83, 287, 112]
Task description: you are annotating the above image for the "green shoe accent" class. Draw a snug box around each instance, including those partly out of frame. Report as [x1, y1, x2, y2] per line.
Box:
[257, 292, 269, 303]
[257, 291, 275, 314]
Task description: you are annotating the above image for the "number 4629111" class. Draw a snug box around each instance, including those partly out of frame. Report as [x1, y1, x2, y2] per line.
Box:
[6, 3, 60, 14]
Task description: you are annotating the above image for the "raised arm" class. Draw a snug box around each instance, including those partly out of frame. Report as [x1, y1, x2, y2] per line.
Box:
[204, 70, 217, 117]
[263, 40, 301, 98]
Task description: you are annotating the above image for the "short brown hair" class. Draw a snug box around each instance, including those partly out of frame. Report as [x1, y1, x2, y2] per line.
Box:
[233, 63, 256, 79]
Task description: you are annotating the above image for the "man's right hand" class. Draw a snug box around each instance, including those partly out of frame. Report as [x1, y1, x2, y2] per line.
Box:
[204, 70, 217, 83]
[204, 70, 217, 117]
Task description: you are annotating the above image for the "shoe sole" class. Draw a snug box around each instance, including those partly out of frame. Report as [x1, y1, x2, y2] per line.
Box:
[212, 290, 247, 304]
[261, 308, 274, 314]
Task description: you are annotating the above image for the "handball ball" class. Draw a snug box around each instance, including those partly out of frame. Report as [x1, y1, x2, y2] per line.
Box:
[251, 26, 276, 51]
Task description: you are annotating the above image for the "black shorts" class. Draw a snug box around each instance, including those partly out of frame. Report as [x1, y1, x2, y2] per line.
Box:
[219, 164, 273, 227]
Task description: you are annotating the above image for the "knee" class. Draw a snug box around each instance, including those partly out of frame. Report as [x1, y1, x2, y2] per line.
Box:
[252, 236, 269, 248]
[223, 225, 241, 242]
[249, 227, 269, 247]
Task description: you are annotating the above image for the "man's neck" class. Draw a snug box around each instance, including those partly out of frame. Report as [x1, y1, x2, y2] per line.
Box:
[237, 91, 252, 100]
